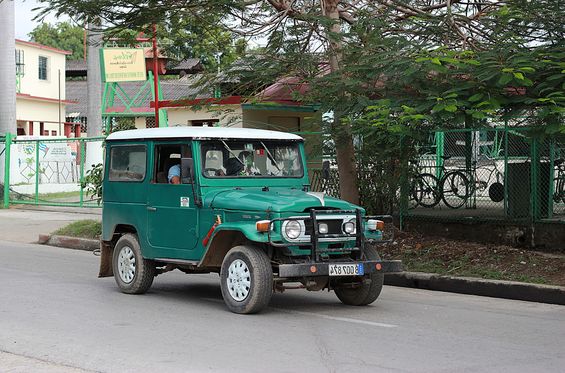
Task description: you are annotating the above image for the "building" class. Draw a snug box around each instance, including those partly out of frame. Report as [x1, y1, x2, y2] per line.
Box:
[15, 39, 77, 137]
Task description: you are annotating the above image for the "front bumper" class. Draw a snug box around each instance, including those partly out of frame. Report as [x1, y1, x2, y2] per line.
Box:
[278, 259, 403, 278]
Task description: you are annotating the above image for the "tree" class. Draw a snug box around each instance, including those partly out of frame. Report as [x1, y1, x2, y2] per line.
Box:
[29, 22, 85, 60]
[36, 0, 564, 204]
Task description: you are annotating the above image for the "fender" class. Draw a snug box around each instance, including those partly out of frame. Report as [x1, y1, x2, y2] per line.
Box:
[198, 222, 274, 268]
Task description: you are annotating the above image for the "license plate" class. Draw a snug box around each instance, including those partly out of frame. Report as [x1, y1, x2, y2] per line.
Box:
[328, 263, 364, 276]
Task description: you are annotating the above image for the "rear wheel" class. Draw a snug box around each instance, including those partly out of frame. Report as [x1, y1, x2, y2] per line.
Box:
[220, 245, 273, 314]
[112, 233, 155, 294]
[441, 171, 469, 209]
[334, 245, 384, 306]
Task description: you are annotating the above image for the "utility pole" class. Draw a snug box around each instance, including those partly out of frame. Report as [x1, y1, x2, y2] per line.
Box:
[0, 0, 16, 186]
[86, 20, 103, 168]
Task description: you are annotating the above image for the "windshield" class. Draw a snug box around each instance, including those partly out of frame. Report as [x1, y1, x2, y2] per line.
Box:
[200, 140, 303, 178]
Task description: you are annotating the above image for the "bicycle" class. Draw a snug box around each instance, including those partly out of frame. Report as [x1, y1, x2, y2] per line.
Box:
[411, 154, 505, 209]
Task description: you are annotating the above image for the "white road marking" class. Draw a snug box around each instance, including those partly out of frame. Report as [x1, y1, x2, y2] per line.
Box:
[275, 308, 398, 328]
[203, 297, 397, 328]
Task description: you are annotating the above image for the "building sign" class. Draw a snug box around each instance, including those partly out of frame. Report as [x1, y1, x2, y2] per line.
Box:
[100, 48, 146, 82]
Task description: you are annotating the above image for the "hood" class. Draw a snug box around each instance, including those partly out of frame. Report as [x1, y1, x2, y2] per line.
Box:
[204, 188, 358, 213]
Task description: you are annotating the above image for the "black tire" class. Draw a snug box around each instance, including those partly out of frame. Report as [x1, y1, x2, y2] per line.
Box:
[554, 177, 565, 204]
[412, 173, 440, 208]
[112, 233, 155, 294]
[441, 171, 469, 209]
[489, 182, 504, 202]
[334, 245, 384, 306]
[220, 245, 273, 314]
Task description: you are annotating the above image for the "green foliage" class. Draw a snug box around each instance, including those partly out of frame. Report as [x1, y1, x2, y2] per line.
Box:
[82, 163, 103, 204]
[29, 22, 85, 60]
[106, 117, 136, 135]
[36, 0, 565, 208]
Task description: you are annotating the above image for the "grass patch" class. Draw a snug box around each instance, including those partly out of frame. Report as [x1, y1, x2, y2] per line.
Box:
[54, 220, 101, 240]
[38, 191, 81, 199]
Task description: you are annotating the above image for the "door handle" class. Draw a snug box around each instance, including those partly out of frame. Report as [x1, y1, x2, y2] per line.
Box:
[147, 206, 157, 212]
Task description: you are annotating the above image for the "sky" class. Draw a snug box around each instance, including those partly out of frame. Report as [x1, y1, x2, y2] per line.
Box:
[15, 0, 67, 40]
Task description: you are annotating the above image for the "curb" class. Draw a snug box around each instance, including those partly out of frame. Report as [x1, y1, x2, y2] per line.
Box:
[38, 234, 99, 252]
[36, 235, 565, 306]
[385, 272, 565, 306]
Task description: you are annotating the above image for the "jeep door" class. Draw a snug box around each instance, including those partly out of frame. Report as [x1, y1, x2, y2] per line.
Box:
[146, 141, 199, 259]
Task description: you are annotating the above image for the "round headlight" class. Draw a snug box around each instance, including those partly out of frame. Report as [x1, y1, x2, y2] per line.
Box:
[285, 220, 302, 239]
[343, 219, 356, 234]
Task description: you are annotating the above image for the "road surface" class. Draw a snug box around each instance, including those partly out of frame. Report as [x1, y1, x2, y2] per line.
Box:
[1, 241, 564, 372]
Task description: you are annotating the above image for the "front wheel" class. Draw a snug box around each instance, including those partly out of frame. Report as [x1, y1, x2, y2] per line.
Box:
[334, 245, 384, 306]
[220, 245, 273, 314]
[112, 233, 155, 294]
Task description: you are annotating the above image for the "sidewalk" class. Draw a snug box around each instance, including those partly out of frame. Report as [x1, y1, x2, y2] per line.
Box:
[0, 206, 100, 244]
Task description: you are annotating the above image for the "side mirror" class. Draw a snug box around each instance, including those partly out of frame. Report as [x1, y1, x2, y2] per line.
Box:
[322, 160, 330, 180]
[181, 157, 194, 184]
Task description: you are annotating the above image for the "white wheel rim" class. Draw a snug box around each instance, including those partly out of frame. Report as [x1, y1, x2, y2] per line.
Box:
[227, 259, 251, 301]
[118, 246, 136, 284]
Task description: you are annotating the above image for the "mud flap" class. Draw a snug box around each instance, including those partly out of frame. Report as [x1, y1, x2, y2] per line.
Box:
[98, 241, 114, 278]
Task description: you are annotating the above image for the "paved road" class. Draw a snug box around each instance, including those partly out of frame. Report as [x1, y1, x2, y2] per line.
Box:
[1, 241, 564, 373]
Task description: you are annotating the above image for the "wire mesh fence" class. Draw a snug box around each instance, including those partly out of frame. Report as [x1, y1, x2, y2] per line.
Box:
[308, 121, 564, 225]
[402, 126, 565, 224]
[3, 136, 105, 208]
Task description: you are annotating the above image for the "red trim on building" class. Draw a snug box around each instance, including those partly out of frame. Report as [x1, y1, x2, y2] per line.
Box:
[152, 96, 242, 108]
[16, 93, 77, 105]
[15, 39, 72, 55]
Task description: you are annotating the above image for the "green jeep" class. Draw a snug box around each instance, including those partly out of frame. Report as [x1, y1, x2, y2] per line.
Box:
[99, 127, 402, 314]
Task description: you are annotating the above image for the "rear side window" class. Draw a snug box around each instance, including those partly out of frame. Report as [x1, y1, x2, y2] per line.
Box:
[109, 145, 146, 182]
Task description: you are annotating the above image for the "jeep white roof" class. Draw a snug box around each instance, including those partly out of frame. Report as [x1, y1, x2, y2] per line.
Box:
[106, 126, 303, 141]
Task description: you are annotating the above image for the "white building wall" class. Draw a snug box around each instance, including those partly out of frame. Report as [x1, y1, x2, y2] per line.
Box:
[16, 41, 67, 100]
[15, 41, 68, 136]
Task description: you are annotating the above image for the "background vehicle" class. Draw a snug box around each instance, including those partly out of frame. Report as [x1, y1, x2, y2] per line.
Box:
[98, 127, 402, 314]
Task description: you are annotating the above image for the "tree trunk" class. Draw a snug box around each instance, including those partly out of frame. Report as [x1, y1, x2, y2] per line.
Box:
[321, 0, 360, 204]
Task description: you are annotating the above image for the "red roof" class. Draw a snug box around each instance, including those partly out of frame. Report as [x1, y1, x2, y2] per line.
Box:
[15, 39, 72, 55]
[17, 93, 77, 104]
[256, 76, 310, 104]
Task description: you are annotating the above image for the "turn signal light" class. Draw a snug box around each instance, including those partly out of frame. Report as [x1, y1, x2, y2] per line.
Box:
[367, 219, 385, 231]
[256, 220, 271, 232]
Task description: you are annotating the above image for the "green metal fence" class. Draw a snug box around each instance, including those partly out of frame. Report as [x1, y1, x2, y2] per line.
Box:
[2, 135, 105, 208]
[401, 125, 565, 225]
[307, 122, 564, 227]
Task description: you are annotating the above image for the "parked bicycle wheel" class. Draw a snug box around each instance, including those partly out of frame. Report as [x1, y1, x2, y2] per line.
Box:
[412, 173, 440, 208]
[554, 176, 565, 204]
[441, 171, 469, 209]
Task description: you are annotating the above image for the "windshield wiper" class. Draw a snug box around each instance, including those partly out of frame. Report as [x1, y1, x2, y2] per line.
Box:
[260, 141, 281, 172]
[221, 140, 245, 166]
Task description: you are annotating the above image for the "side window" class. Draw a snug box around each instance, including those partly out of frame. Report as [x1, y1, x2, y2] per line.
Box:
[38, 56, 48, 81]
[109, 145, 146, 182]
[154, 143, 192, 184]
